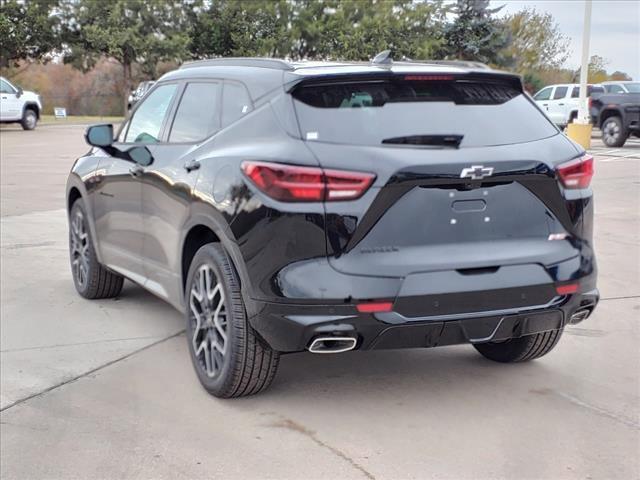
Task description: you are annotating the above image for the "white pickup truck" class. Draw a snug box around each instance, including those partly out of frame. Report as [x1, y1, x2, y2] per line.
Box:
[533, 83, 605, 128]
[0, 76, 43, 130]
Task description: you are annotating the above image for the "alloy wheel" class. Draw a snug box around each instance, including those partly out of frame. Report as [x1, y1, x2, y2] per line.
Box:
[189, 264, 228, 378]
[70, 209, 90, 289]
[602, 120, 621, 145]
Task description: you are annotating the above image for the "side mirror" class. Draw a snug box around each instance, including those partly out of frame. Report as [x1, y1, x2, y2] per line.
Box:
[16, 87, 23, 98]
[85, 124, 114, 147]
[127, 146, 153, 166]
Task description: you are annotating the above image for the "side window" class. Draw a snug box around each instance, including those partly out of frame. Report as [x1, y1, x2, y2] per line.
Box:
[222, 81, 252, 128]
[571, 87, 579, 98]
[0, 79, 16, 94]
[169, 82, 220, 143]
[553, 86, 568, 99]
[125, 84, 177, 143]
[534, 87, 552, 101]
[609, 84, 624, 93]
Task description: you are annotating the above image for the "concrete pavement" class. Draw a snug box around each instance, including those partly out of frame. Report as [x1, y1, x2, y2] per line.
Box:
[1, 125, 638, 479]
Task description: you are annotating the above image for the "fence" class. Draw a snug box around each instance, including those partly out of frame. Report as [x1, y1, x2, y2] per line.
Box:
[41, 93, 125, 117]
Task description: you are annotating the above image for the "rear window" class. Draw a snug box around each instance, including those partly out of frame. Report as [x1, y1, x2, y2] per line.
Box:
[292, 77, 557, 147]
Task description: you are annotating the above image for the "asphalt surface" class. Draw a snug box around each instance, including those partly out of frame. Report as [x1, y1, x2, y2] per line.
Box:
[1, 124, 639, 479]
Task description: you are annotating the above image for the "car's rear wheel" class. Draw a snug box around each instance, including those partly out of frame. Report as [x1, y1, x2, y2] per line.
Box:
[601, 116, 626, 147]
[21, 109, 37, 130]
[473, 329, 563, 363]
[69, 199, 124, 299]
[185, 243, 279, 398]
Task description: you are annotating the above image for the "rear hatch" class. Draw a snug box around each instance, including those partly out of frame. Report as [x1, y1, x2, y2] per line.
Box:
[290, 70, 585, 313]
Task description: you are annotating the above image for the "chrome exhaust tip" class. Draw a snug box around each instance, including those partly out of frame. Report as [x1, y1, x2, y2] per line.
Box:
[308, 336, 357, 354]
[569, 309, 592, 324]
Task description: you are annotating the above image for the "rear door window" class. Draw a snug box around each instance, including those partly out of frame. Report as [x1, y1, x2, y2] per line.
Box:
[222, 81, 252, 128]
[169, 82, 221, 143]
[292, 77, 557, 148]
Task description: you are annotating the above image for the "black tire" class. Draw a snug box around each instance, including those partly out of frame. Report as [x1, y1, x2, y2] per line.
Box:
[69, 199, 124, 299]
[601, 116, 627, 147]
[185, 243, 279, 398]
[21, 109, 37, 130]
[473, 329, 563, 363]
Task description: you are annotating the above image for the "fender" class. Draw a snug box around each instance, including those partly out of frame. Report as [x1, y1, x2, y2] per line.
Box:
[22, 102, 40, 118]
[178, 200, 256, 315]
[66, 158, 103, 263]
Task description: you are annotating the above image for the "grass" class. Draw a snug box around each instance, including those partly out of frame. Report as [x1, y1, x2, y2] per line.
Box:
[40, 115, 124, 125]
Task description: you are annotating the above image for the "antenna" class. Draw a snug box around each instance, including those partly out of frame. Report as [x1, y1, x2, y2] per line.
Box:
[371, 50, 393, 66]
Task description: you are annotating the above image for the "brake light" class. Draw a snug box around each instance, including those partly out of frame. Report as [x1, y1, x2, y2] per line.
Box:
[557, 154, 594, 189]
[356, 302, 393, 313]
[556, 283, 579, 295]
[241, 161, 375, 202]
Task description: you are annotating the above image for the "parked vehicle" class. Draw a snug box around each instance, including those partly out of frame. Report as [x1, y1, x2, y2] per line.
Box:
[127, 80, 155, 111]
[533, 83, 605, 127]
[67, 57, 598, 398]
[0, 76, 42, 130]
[600, 81, 640, 94]
[590, 92, 640, 147]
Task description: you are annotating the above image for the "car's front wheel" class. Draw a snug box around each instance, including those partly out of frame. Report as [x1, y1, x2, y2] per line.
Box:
[473, 329, 563, 363]
[185, 243, 279, 398]
[69, 199, 124, 299]
[21, 109, 37, 130]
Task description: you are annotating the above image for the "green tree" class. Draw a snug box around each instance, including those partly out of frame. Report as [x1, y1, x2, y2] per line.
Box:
[439, 0, 510, 66]
[502, 8, 569, 73]
[61, 0, 193, 113]
[0, 0, 61, 68]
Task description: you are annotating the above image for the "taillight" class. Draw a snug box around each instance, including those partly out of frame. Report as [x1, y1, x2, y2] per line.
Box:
[241, 161, 375, 202]
[557, 154, 594, 189]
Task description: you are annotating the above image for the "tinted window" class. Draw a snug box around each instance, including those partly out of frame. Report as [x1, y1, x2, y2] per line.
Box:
[0, 79, 15, 94]
[222, 82, 252, 128]
[553, 86, 568, 99]
[608, 84, 625, 93]
[534, 87, 552, 101]
[169, 82, 220, 142]
[571, 85, 605, 98]
[292, 78, 557, 148]
[625, 83, 640, 93]
[125, 84, 177, 143]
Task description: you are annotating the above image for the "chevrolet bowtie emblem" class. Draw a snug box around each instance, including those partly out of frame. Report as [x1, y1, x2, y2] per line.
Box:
[460, 165, 494, 180]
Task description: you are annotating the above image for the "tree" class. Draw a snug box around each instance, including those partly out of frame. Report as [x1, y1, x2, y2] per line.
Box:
[609, 71, 632, 81]
[0, 0, 61, 68]
[189, 0, 447, 62]
[439, 0, 510, 66]
[61, 0, 192, 114]
[502, 8, 569, 73]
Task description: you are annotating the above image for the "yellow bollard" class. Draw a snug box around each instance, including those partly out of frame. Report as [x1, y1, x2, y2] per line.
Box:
[566, 123, 592, 150]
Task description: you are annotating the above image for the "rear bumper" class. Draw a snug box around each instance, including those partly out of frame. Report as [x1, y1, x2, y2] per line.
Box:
[249, 288, 599, 353]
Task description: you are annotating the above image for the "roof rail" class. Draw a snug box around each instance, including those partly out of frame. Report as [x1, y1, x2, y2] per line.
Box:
[411, 59, 492, 70]
[181, 57, 294, 71]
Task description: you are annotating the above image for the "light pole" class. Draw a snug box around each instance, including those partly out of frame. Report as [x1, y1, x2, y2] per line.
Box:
[567, 0, 593, 149]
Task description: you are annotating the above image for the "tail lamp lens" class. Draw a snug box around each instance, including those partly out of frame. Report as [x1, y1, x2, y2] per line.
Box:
[557, 154, 594, 189]
[241, 161, 375, 202]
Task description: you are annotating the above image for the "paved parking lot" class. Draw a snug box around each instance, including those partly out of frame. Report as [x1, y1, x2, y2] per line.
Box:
[1, 124, 638, 479]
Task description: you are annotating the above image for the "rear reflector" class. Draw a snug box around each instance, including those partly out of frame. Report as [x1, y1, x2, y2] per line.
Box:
[557, 154, 594, 189]
[356, 302, 393, 313]
[556, 283, 579, 295]
[241, 161, 374, 202]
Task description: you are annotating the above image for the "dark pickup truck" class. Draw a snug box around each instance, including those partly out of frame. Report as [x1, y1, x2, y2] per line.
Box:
[590, 92, 640, 147]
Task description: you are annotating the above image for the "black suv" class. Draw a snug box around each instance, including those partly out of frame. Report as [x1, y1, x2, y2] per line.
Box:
[67, 57, 598, 398]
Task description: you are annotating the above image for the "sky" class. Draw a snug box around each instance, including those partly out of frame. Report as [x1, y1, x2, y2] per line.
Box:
[491, 0, 640, 80]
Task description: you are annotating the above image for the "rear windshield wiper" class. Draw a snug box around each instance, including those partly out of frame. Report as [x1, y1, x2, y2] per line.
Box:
[381, 134, 463, 148]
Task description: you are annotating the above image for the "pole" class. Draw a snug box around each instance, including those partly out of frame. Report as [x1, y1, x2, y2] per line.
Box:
[577, 0, 592, 124]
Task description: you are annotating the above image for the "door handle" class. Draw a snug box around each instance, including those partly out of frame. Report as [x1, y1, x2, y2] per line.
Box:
[542, 103, 548, 107]
[558, 103, 564, 106]
[184, 159, 200, 172]
[129, 165, 144, 177]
